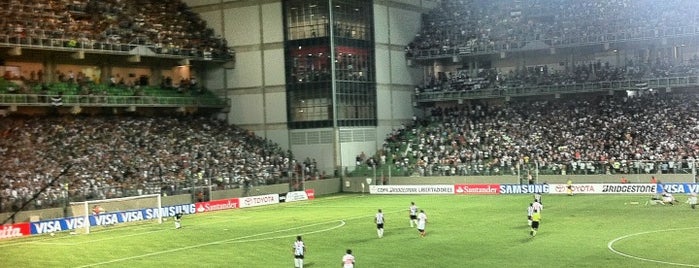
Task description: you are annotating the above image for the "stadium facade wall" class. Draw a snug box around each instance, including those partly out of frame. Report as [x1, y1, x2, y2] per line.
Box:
[186, 0, 431, 175]
[306, 178, 343, 195]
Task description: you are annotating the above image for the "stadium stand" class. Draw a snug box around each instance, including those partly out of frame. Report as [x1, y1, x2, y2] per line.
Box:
[406, 0, 699, 59]
[370, 91, 699, 178]
[0, 116, 319, 213]
[0, 0, 231, 60]
[410, 0, 699, 93]
[349, 0, 699, 179]
[4, 0, 699, 215]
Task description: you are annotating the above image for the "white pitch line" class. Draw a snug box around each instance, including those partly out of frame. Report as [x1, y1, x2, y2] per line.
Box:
[222, 220, 346, 244]
[1, 195, 358, 248]
[32, 228, 167, 246]
[73, 220, 347, 268]
[73, 207, 406, 268]
[1, 212, 261, 248]
[607, 226, 699, 267]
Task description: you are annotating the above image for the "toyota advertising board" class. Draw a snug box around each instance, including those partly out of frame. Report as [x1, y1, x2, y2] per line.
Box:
[239, 194, 279, 208]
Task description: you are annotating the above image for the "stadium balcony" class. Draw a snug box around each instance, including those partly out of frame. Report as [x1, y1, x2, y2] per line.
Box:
[406, 25, 699, 61]
[0, 34, 235, 63]
[0, 80, 229, 109]
[414, 76, 699, 103]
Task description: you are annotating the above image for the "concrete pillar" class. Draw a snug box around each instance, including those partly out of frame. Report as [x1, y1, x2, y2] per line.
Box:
[100, 65, 112, 84]
[43, 59, 55, 83]
[150, 66, 163, 86]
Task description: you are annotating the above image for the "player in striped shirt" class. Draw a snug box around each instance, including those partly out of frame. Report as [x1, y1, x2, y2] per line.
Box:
[342, 249, 355, 268]
[409, 202, 418, 227]
[527, 203, 534, 226]
[375, 209, 385, 238]
[533, 199, 543, 212]
[293, 235, 305, 268]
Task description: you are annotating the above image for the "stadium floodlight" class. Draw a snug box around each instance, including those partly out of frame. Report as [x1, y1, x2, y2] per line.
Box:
[69, 194, 162, 234]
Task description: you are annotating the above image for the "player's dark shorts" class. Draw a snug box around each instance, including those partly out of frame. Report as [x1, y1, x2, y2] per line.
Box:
[532, 221, 540, 229]
[295, 254, 304, 259]
[377, 223, 384, 229]
[410, 215, 417, 220]
[527, 216, 532, 220]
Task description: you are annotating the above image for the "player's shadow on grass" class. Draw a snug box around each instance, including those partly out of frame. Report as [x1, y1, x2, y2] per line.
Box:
[521, 233, 544, 242]
[304, 262, 315, 267]
[352, 237, 378, 243]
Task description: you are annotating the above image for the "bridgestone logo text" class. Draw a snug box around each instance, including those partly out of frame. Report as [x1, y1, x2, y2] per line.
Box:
[602, 185, 656, 193]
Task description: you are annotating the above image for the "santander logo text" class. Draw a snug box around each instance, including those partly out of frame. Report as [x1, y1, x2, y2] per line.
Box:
[454, 184, 501, 195]
[196, 198, 240, 213]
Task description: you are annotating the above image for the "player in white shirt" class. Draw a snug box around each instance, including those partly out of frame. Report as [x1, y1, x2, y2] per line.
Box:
[687, 193, 697, 209]
[342, 249, 355, 268]
[375, 209, 385, 238]
[527, 203, 534, 226]
[293, 235, 305, 268]
[417, 209, 427, 237]
[662, 191, 678, 205]
[532, 200, 543, 212]
[409, 202, 419, 227]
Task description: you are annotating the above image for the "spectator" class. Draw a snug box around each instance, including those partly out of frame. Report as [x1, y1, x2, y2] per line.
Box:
[376, 91, 699, 178]
[0, 115, 296, 213]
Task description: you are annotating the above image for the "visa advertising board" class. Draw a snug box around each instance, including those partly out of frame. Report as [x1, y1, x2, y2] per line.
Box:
[30, 204, 196, 234]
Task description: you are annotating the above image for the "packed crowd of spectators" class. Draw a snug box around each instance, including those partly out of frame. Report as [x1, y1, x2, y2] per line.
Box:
[0, 116, 321, 213]
[0, 0, 231, 60]
[406, 0, 699, 58]
[417, 57, 699, 93]
[379, 91, 699, 178]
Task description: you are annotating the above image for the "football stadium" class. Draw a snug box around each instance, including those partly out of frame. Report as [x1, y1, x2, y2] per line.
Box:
[1, 0, 699, 267]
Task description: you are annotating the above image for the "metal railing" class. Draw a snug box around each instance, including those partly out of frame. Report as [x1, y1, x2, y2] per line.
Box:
[407, 25, 699, 60]
[344, 159, 696, 180]
[415, 76, 699, 102]
[0, 35, 234, 62]
[0, 94, 229, 108]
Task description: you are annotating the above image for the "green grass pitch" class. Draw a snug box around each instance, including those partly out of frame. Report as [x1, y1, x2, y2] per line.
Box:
[1, 194, 698, 267]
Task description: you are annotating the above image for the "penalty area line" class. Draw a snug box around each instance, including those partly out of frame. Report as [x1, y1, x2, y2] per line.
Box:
[221, 220, 346, 244]
[607, 226, 699, 267]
